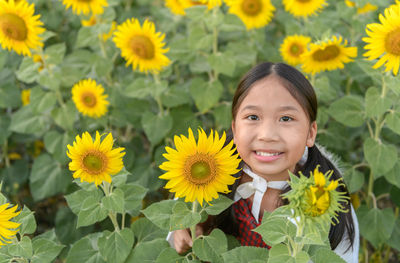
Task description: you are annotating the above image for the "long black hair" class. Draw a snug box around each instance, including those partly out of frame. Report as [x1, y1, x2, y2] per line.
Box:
[214, 62, 354, 251]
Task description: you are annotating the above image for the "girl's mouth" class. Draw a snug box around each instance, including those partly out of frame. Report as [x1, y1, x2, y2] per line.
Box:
[255, 151, 282, 157]
[253, 151, 283, 162]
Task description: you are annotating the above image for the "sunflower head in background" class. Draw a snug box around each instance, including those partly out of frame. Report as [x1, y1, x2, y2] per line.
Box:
[113, 18, 170, 74]
[225, 0, 275, 30]
[0, 203, 20, 246]
[363, 4, 400, 75]
[66, 131, 125, 186]
[282, 0, 327, 18]
[71, 79, 109, 118]
[62, 0, 108, 15]
[159, 128, 241, 206]
[0, 0, 44, 57]
[280, 35, 311, 66]
[301, 36, 357, 75]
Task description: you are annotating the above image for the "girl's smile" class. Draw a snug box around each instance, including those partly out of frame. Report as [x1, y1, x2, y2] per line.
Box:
[232, 74, 317, 182]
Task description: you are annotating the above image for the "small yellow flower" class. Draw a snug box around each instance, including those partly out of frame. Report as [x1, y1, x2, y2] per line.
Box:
[345, 1, 377, 14]
[113, 18, 170, 73]
[159, 128, 241, 206]
[71, 79, 109, 118]
[280, 35, 311, 66]
[102, 21, 116, 41]
[21, 89, 30, 106]
[81, 15, 98, 27]
[8, 152, 21, 160]
[0, 0, 45, 57]
[344, 0, 355, 7]
[225, 0, 275, 30]
[66, 131, 125, 186]
[0, 203, 20, 246]
[32, 54, 45, 71]
[33, 140, 44, 157]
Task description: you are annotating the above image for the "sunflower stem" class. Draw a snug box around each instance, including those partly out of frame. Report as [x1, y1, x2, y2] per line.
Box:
[98, 34, 108, 58]
[190, 201, 199, 242]
[366, 170, 374, 208]
[101, 182, 120, 231]
[153, 74, 164, 116]
[3, 140, 10, 168]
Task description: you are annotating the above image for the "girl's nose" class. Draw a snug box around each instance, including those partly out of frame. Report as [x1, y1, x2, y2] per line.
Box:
[257, 120, 279, 142]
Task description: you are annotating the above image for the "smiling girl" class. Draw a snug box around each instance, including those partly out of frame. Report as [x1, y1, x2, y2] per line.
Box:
[170, 62, 359, 262]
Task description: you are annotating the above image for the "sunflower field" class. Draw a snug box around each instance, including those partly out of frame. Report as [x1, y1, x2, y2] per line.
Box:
[0, 0, 400, 262]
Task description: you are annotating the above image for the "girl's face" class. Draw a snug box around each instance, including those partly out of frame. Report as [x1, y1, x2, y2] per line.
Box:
[232, 75, 317, 181]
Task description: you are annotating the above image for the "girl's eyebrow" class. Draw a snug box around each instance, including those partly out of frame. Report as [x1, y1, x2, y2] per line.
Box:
[240, 105, 260, 112]
[277, 106, 299, 112]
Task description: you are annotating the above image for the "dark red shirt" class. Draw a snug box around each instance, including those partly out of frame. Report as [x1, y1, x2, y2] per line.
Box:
[232, 198, 270, 249]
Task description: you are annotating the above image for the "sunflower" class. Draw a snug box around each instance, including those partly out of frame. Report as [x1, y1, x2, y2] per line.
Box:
[224, 0, 275, 30]
[282, 0, 327, 18]
[196, 0, 222, 9]
[159, 128, 241, 206]
[33, 54, 45, 71]
[62, 0, 107, 15]
[81, 15, 98, 27]
[363, 5, 400, 75]
[66, 131, 125, 186]
[345, 0, 378, 14]
[0, 0, 44, 57]
[301, 36, 357, 74]
[280, 35, 311, 66]
[0, 203, 20, 246]
[165, 0, 186, 15]
[71, 79, 109, 118]
[102, 21, 116, 41]
[21, 89, 30, 106]
[113, 18, 170, 74]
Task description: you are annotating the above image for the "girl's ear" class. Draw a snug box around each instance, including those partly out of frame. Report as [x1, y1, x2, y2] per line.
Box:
[306, 121, 317, 147]
[231, 121, 236, 141]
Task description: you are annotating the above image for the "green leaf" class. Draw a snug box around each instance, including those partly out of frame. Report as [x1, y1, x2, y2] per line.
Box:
[44, 130, 73, 164]
[384, 161, 400, 188]
[222, 246, 269, 263]
[170, 202, 202, 231]
[125, 238, 169, 263]
[161, 84, 191, 108]
[357, 206, 396, 248]
[267, 244, 292, 263]
[213, 103, 232, 130]
[14, 206, 37, 236]
[65, 188, 104, 215]
[254, 217, 296, 246]
[385, 111, 400, 136]
[8, 236, 33, 259]
[204, 195, 234, 215]
[314, 76, 337, 103]
[124, 78, 152, 99]
[45, 43, 66, 65]
[77, 195, 108, 228]
[141, 112, 173, 145]
[155, 247, 184, 263]
[363, 138, 397, 176]
[112, 168, 129, 187]
[309, 246, 345, 263]
[98, 229, 134, 263]
[29, 154, 71, 201]
[76, 26, 98, 49]
[328, 96, 364, 127]
[0, 78, 20, 108]
[208, 52, 236, 77]
[189, 78, 223, 113]
[30, 88, 57, 114]
[51, 101, 76, 131]
[0, 115, 11, 144]
[31, 238, 65, 263]
[15, 56, 40, 83]
[141, 200, 176, 230]
[9, 106, 49, 135]
[130, 217, 168, 243]
[192, 229, 227, 263]
[387, 218, 400, 251]
[343, 167, 365, 193]
[101, 188, 125, 214]
[65, 233, 105, 263]
[119, 183, 148, 216]
[365, 87, 392, 118]
[187, 25, 212, 51]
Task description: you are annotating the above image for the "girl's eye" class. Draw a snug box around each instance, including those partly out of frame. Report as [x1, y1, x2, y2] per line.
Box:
[280, 116, 293, 122]
[247, 115, 259, 121]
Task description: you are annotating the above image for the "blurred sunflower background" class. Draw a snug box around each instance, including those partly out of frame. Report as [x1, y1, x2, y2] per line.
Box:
[0, 0, 400, 262]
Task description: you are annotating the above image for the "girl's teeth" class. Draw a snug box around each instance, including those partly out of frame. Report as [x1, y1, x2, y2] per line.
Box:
[256, 151, 281, 157]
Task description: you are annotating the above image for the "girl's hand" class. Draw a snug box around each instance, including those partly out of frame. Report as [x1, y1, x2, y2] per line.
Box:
[173, 226, 204, 254]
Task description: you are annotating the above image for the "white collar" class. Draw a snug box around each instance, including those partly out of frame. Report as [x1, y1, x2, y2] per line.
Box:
[234, 165, 289, 223]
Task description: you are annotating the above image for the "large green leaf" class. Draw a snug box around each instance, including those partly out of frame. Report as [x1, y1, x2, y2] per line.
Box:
[365, 87, 392, 118]
[141, 111, 173, 145]
[170, 202, 202, 231]
[192, 229, 227, 263]
[29, 154, 71, 201]
[328, 96, 364, 127]
[363, 138, 397, 176]
[125, 238, 169, 263]
[44, 130, 73, 164]
[65, 233, 105, 263]
[8, 236, 33, 259]
[98, 229, 134, 263]
[9, 106, 49, 135]
[77, 195, 108, 228]
[385, 111, 400, 135]
[357, 206, 396, 248]
[141, 199, 176, 230]
[14, 206, 37, 236]
[204, 195, 234, 215]
[221, 246, 269, 263]
[130, 217, 168, 243]
[101, 188, 125, 214]
[118, 183, 148, 216]
[65, 188, 104, 215]
[31, 238, 64, 263]
[189, 78, 223, 113]
[387, 218, 400, 252]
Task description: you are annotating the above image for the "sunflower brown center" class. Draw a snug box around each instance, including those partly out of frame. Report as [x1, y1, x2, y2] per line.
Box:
[129, 35, 155, 59]
[312, 45, 340, 61]
[241, 0, 262, 16]
[296, 0, 311, 2]
[385, 28, 400, 56]
[184, 154, 216, 185]
[81, 92, 97, 107]
[0, 13, 28, 41]
[290, 43, 303, 56]
[82, 151, 106, 174]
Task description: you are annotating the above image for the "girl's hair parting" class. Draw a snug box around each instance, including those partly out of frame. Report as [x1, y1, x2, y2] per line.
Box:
[215, 62, 355, 251]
